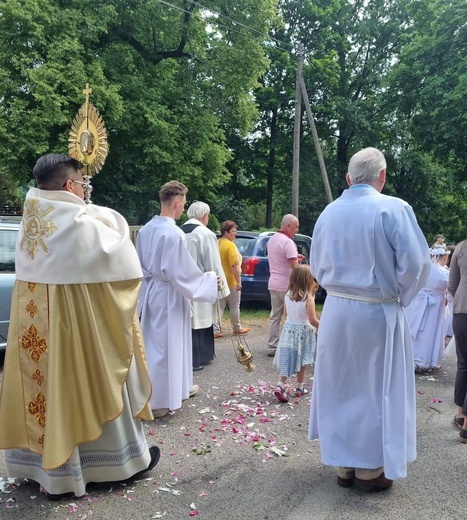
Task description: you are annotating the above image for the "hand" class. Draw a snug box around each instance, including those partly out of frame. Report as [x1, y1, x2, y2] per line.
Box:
[236, 283, 242, 291]
[297, 254, 306, 264]
[217, 276, 225, 290]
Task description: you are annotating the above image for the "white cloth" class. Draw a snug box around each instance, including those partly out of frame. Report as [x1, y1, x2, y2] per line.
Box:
[16, 188, 142, 284]
[182, 218, 229, 329]
[445, 335, 457, 358]
[136, 216, 217, 410]
[446, 290, 454, 337]
[404, 263, 448, 369]
[6, 382, 150, 497]
[308, 184, 431, 480]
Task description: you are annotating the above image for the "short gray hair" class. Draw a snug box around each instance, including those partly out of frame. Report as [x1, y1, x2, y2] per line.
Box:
[347, 147, 386, 185]
[187, 201, 210, 220]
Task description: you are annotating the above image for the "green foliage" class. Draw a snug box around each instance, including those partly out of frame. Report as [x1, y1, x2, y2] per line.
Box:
[0, 0, 278, 223]
[390, 0, 467, 175]
[0, 0, 465, 243]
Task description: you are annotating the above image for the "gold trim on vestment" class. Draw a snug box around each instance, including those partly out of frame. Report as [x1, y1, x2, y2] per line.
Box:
[0, 280, 153, 470]
[18, 282, 49, 453]
[20, 199, 58, 259]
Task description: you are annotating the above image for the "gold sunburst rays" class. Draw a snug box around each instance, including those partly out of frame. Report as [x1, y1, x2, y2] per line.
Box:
[68, 84, 109, 177]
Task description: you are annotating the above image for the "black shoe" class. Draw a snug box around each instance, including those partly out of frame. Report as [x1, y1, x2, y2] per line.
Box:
[337, 476, 354, 488]
[193, 366, 204, 372]
[125, 446, 161, 482]
[355, 472, 393, 490]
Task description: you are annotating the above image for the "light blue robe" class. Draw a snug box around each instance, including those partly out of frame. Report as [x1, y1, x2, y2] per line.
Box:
[308, 184, 431, 480]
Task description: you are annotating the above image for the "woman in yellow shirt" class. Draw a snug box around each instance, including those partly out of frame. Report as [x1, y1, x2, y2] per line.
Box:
[214, 220, 250, 337]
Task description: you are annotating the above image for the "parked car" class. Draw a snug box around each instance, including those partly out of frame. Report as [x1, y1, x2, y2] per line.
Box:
[0, 220, 20, 353]
[234, 231, 326, 306]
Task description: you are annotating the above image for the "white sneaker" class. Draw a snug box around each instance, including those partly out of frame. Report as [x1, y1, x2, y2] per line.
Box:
[189, 385, 199, 397]
[152, 408, 169, 418]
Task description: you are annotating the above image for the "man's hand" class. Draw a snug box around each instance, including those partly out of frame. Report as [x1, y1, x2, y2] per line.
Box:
[297, 254, 306, 264]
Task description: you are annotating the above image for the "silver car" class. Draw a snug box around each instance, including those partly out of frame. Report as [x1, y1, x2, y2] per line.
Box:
[0, 220, 20, 353]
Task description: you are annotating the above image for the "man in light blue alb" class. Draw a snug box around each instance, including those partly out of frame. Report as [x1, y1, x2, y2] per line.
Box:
[309, 147, 431, 489]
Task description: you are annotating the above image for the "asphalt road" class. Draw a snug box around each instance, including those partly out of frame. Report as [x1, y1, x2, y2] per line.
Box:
[0, 317, 463, 520]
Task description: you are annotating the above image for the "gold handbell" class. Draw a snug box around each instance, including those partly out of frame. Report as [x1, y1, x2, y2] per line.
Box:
[234, 340, 255, 372]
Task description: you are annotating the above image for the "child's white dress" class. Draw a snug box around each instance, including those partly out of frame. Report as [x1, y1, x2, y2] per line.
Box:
[404, 262, 448, 370]
[273, 293, 316, 377]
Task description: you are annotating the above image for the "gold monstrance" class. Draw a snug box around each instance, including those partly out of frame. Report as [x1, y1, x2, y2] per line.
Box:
[68, 84, 108, 203]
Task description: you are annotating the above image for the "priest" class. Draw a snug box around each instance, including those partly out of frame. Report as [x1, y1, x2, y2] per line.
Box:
[0, 153, 158, 500]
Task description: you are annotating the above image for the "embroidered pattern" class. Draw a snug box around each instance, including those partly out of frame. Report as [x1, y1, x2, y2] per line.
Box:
[20, 199, 58, 259]
[28, 282, 36, 293]
[21, 324, 48, 362]
[38, 435, 44, 446]
[26, 300, 38, 318]
[32, 369, 44, 386]
[28, 393, 46, 428]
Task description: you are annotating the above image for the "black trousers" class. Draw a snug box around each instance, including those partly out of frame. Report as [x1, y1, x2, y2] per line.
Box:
[192, 325, 215, 368]
[453, 313, 467, 415]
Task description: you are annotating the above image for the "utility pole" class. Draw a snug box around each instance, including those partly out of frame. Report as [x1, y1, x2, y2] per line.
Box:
[299, 76, 333, 204]
[292, 44, 305, 217]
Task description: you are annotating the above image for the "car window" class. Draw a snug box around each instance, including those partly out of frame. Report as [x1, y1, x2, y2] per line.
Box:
[294, 238, 310, 260]
[259, 237, 269, 257]
[235, 237, 256, 255]
[0, 229, 18, 272]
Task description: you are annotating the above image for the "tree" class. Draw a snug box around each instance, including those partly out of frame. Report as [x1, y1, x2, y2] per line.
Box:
[390, 0, 467, 177]
[0, 0, 278, 222]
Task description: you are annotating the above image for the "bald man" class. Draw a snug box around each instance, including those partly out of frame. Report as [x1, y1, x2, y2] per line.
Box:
[266, 214, 304, 356]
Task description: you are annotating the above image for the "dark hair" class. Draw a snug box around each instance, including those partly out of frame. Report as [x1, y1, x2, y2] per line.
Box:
[159, 180, 188, 204]
[33, 153, 83, 190]
[220, 220, 237, 236]
[446, 245, 457, 268]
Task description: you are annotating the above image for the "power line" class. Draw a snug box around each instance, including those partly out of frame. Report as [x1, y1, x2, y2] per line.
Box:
[155, 0, 293, 54]
[156, 0, 330, 86]
[184, 0, 293, 51]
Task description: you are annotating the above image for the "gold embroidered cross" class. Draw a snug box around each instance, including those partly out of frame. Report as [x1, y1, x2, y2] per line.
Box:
[32, 369, 44, 386]
[21, 325, 48, 363]
[28, 392, 46, 428]
[26, 300, 38, 318]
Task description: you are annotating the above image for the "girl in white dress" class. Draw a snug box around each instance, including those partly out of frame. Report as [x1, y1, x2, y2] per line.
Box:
[273, 265, 320, 402]
[405, 242, 450, 373]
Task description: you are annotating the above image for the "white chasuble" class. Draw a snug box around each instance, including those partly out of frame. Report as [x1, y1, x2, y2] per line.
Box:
[0, 188, 152, 473]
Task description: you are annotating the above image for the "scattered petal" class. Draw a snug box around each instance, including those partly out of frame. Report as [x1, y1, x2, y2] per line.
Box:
[270, 446, 288, 457]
